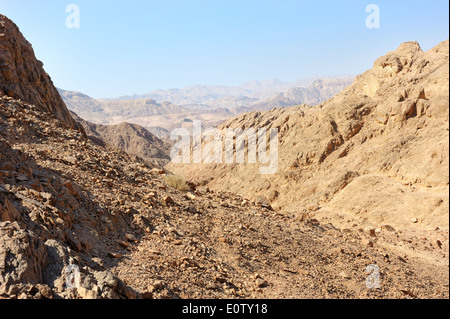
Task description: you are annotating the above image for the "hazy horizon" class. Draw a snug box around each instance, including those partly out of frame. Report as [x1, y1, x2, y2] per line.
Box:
[1, 0, 448, 99]
[59, 73, 356, 100]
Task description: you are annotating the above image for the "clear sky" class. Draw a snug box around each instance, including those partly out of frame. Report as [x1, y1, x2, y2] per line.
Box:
[1, 0, 448, 98]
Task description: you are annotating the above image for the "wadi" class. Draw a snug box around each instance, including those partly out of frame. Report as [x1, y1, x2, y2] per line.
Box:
[0, 6, 448, 301]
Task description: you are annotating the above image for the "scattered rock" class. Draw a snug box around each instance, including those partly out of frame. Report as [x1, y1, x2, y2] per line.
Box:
[306, 204, 320, 212]
[77, 287, 98, 299]
[125, 234, 138, 242]
[382, 225, 396, 232]
[255, 278, 268, 288]
[148, 249, 161, 255]
[153, 280, 164, 290]
[185, 192, 196, 200]
[142, 291, 153, 299]
[172, 240, 183, 246]
[164, 196, 175, 205]
[361, 238, 374, 247]
[64, 156, 78, 165]
[339, 271, 351, 279]
[108, 252, 123, 259]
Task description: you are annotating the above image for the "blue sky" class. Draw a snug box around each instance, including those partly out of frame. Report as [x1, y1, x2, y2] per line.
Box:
[1, 0, 448, 98]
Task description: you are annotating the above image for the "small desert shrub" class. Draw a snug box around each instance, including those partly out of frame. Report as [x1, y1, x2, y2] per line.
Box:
[164, 174, 191, 192]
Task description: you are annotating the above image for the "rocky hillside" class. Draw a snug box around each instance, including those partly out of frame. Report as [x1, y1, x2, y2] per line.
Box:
[0, 15, 80, 131]
[58, 89, 105, 123]
[71, 111, 171, 166]
[0, 14, 448, 300]
[1, 95, 448, 300]
[169, 40, 449, 239]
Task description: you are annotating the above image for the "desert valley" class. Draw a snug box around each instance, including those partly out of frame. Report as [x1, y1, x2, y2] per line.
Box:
[0, 10, 449, 301]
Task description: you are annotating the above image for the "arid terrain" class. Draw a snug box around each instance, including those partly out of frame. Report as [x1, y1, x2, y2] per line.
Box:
[59, 78, 354, 139]
[0, 13, 449, 300]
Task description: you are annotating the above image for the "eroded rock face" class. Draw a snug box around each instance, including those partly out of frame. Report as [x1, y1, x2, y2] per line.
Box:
[0, 14, 80, 131]
[168, 39, 450, 231]
[0, 222, 47, 293]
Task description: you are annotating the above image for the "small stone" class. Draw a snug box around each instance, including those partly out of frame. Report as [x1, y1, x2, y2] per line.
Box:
[36, 284, 53, 299]
[339, 271, 351, 279]
[164, 196, 174, 204]
[362, 238, 374, 247]
[40, 192, 52, 200]
[411, 218, 418, 224]
[148, 249, 161, 255]
[215, 276, 227, 283]
[255, 278, 267, 287]
[382, 225, 396, 232]
[400, 289, 418, 299]
[125, 234, 138, 242]
[297, 212, 310, 222]
[206, 283, 216, 290]
[117, 240, 129, 248]
[153, 280, 164, 290]
[64, 156, 78, 165]
[151, 168, 165, 175]
[184, 205, 198, 214]
[77, 287, 98, 299]
[108, 252, 123, 259]
[185, 192, 196, 200]
[306, 204, 320, 212]
[124, 287, 136, 299]
[16, 174, 30, 182]
[142, 291, 153, 299]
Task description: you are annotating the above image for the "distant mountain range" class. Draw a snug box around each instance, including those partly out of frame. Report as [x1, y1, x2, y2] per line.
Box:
[245, 78, 355, 112]
[111, 76, 354, 105]
[70, 111, 171, 166]
[59, 76, 354, 138]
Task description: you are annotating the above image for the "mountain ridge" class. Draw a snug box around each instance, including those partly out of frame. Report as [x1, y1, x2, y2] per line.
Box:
[0, 15, 81, 132]
[168, 39, 450, 233]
